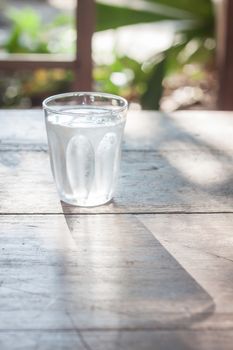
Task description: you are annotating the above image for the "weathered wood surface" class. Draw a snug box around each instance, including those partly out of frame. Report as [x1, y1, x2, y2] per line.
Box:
[2, 330, 233, 350]
[1, 150, 233, 214]
[1, 110, 233, 213]
[1, 214, 233, 348]
[1, 110, 233, 349]
[138, 213, 233, 330]
[1, 110, 233, 152]
[216, 0, 233, 110]
[0, 214, 213, 331]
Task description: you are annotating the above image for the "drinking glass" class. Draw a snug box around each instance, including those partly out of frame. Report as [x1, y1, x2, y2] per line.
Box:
[43, 92, 128, 207]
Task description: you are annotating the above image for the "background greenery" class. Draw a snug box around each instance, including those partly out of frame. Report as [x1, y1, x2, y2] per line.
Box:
[0, 0, 215, 109]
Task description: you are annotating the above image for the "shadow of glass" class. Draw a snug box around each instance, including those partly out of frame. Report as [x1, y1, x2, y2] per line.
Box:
[80, 329, 224, 350]
[60, 203, 215, 330]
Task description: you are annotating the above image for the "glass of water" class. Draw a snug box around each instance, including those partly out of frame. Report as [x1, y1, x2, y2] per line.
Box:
[43, 92, 128, 207]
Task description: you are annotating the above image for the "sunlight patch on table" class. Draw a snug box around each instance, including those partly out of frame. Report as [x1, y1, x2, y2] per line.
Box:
[164, 144, 231, 186]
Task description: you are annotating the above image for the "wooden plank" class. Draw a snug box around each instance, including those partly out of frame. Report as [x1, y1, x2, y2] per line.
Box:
[0, 54, 75, 70]
[216, 0, 233, 110]
[62, 147, 233, 214]
[74, 0, 95, 90]
[0, 110, 46, 150]
[1, 330, 233, 350]
[0, 214, 213, 331]
[0, 0, 94, 89]
[124, 110, 233, 152]
[81, 330, 233, 350]
[0, 149, 233, 214]
[0, 331, 87, 350]
[2, 109, 233, 350]
[0, 151, 60, 214]
[1, 110, 233, 152]
[138, 213, 233, 329]
[0, 110, 233, 214]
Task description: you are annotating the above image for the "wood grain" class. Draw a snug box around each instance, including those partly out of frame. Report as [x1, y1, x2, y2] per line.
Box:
[75, 0, 95, 90]
[1, 110, 233, 152]
[2, 214, 233, 348]
[0, 54, 75, 70]
[0, 151, 60, 214]
[1, 330, 233, 350]
[0, 214, 213, 331]
[1, 110, 233, 349]
[216, 0, 233, 110]
[0, 150, 233, 214]
[0, 110, 46, 150]
[138, 213, 233, 329]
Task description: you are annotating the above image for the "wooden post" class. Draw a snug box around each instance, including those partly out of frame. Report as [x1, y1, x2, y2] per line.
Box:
[74, 0, 95, 91]
[216, 0, 233, 110]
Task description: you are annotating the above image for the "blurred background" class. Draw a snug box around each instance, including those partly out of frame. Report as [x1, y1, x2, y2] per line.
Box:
[0, 0, 226, 111]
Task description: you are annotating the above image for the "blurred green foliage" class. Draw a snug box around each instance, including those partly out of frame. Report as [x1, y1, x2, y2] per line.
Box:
[0, 7, 75, 106]
[3, 7, 75, 54]
[0, 0, 215, 108]
[96, 0, 215, 109]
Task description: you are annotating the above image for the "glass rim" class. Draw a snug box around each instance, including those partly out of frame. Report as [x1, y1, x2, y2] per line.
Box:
[42, 91, 128, 116]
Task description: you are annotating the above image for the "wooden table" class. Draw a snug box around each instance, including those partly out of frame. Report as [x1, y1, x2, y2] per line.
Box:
[1, 109, 233, 349]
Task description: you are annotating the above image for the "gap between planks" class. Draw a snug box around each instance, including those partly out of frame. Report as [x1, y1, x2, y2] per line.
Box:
[0, 211, 233, 216]
[0, 327, 233, 332]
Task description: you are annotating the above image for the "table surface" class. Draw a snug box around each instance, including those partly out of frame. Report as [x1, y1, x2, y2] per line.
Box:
[1, 109, 233, 350]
